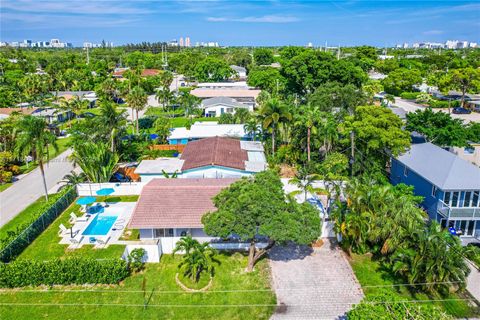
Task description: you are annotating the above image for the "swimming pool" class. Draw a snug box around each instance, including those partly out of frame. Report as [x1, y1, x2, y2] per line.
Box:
[82, 214, 118, 236]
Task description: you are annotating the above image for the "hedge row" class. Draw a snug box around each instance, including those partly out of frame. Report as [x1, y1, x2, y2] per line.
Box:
[400, 92, 421, 100]
[0, 187, 77, 262]
[428, 99, 460, 108]
[0, 258, 130, 288]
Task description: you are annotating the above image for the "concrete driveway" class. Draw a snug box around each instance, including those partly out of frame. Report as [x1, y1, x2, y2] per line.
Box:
[0, 149, 75, 227]
[269, 239, 363, 320]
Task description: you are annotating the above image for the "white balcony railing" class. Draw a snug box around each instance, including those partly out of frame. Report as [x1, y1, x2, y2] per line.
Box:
[437, 200, 480, 219]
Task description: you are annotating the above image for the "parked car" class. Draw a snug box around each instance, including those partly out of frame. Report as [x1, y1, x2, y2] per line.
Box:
[111, 172, 130, 183]
[473, 106, 480, 113]
[452, 107, 472, 114]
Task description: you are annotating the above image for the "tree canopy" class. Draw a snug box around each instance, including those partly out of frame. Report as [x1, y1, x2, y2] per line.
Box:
[202, 170, 321, 271]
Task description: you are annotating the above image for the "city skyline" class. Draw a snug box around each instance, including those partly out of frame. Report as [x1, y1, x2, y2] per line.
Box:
[1, 0, 479, 46]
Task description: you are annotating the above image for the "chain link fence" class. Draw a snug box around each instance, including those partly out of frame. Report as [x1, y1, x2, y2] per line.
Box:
[0, 187, 77, 263]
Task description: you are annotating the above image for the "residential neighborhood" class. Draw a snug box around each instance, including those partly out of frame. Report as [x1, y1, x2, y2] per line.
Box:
[1, 1, 480, 319]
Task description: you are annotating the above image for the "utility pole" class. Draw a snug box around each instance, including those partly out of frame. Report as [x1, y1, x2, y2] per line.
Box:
[86, 46, 90, 65]
[350, 131, 355, 177]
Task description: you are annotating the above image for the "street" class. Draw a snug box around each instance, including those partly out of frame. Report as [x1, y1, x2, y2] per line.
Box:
[393, 98, 480, 123]
[0, 149, 75, 228]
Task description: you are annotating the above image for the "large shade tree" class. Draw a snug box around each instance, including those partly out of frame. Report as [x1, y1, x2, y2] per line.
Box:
[14, 116, 57, 200]
[202, 170, 321, 272]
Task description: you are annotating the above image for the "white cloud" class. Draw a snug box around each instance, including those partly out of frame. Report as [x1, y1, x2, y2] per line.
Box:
[1, 0, 150, 15]
[423, 30, 444, 35]
[207, 15, 299, 23]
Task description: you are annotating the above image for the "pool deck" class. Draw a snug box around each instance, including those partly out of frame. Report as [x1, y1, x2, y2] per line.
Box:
[59, 202, 136, 249]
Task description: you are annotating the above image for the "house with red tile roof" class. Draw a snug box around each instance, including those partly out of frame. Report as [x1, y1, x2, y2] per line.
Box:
[135, 136, 266, 182]
[128, 178, 238, 252]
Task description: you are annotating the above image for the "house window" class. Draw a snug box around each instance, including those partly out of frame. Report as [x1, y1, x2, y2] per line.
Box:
[463, 191, 472, 207]
[444, 192, 451, 205]
[473, 191, 480, 207]
[403, 166, 408, 177]
[451, 192, 459, 207]
[226, 107, 234, 113]
[431, 186, 437, 197]
[154, 228, 174, 238]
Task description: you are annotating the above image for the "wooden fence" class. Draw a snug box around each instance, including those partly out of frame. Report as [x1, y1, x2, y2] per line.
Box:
[149, 144, 185, 152]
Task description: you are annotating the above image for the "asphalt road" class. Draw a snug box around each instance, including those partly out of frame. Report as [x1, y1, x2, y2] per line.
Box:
[0, 149, 75, 228]
[393, 98, 480, 123]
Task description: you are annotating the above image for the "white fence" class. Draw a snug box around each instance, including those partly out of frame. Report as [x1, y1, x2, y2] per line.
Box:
[77, 182, 146, 196]
[122, 244, 162, 263]
[158, 237, 267, 254]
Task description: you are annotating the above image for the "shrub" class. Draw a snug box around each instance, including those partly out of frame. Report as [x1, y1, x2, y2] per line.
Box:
[9, 165, 20, 175]
[127, 248, 146, 272]
[0, 170, 13, 183]
[428, 99, 460, 108]
[400, 92, 421, 100]
[0, 258, 130, 288]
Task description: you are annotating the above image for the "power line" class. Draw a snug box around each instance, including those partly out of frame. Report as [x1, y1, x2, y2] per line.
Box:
[0, 281, 466, 294]
[0, 298, 476, 308]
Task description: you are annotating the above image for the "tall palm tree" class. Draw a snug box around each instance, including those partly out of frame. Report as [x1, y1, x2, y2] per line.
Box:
[258, 98, 292, 154]
[126, 86, 148, 135]
[318, 112, 338, 155]
[70, 142, 119, 183]
[98, 101, 126, 152]
[14, 116, 57, 200]
[294, 104, 320, 162]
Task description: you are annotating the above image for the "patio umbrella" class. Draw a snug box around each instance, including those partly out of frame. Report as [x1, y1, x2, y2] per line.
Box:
[76, 196, 96, 205]
[96, 188, 115, 207]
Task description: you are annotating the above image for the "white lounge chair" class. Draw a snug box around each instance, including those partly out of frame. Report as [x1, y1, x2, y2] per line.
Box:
[96, 236, 111, 247]
[69, 236, 84, 248]
[58, 223, 79, 237]
[69, 212, 89, 224]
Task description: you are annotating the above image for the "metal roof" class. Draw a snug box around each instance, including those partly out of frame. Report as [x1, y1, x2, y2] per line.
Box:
[396, 142, 480, 190]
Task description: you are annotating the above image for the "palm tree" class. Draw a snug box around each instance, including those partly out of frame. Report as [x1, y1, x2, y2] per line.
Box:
[173, 235, 198, 255]
[98, 101, 126, 152]
[318, 112, 338, 155]
[161, 170, 179, 178]
[295, 104, 320, 162]
[58, 170, 87, 191]
[70, 142, 119, 183]
[258, 98, 292, 154]
[244, 118, 260, 141]
[14, 116, 57, 200]
[126, 86, 148, 135]
[174, 237, 219, 283]
[233, 108, 251, 124]
[288, 166, 327, 201]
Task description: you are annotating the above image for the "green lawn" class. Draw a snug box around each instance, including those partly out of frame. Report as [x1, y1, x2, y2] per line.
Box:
[0, 192, 66, 242]
[0, 253, 275, 320]
[0, 183, 12, 193]
[47, 136, 72, 159]
[19, 196, 138, 261]
[349, 253, 478, 318]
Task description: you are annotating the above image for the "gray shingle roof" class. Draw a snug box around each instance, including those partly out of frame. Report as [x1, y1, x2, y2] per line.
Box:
[202, 97, 247, 108]
[396, 142, 480, 190]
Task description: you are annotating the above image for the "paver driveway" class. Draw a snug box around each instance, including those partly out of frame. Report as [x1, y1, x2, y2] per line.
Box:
[269, 239, 364, 320]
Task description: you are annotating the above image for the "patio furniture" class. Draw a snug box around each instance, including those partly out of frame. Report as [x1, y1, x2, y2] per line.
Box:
[58, 223, 79, 237]
[96, 188, 115, 207]
[89, 237, 96, 244]
[96, 236, 111, 247]
[69, 212, 89, 224]
[69, 236, 84, 247]
[76, 197, 96, 213]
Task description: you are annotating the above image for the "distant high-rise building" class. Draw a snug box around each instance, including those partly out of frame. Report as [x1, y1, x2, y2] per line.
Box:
[403, 43, 409, 48]
[179, 37, 184, 47]
[307, 42, 313, 48]
[469, 42, 478, 48]
[185, 37, 191, 47]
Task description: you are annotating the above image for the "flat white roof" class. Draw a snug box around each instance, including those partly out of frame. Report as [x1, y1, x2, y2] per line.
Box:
[196, 81, 250, 88]
[135, 158, 184, 174]
[168, 122, 247, 140]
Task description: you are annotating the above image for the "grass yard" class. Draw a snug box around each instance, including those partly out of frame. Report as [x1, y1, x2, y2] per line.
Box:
[0, 192, 66, 242]
[0, 253, 276, 320]
[0, 183, 12, 193]
[47, 136, 72, 159]
[18, 196, 138, 261]
[349, 253, 479, 318]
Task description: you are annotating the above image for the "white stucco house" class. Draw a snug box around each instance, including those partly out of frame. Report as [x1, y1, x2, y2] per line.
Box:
[167, 121, 250, 145]
[135, 136, 267, 183]
[201, 97, 252, 117]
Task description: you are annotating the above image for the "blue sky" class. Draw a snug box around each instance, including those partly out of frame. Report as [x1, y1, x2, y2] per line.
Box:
[1, 0, 479, 46]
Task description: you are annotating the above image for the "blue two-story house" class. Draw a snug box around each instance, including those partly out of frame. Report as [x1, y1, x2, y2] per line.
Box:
[391, 142, 480, 243]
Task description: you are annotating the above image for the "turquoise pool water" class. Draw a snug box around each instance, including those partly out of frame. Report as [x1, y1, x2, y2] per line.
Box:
[82, 214, 118, 236]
